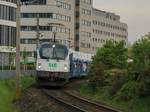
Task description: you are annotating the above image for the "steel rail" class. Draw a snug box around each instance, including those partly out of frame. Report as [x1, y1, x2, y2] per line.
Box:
[42, 89, 88, 112]
[42, 89, 121, 112]
[63, 90, 122, 112]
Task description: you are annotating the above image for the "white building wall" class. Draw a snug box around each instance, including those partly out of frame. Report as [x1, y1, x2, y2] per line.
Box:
[90, 9, 128, 54]
[75, 0, 128, 54]
[75, 0, 93, 53]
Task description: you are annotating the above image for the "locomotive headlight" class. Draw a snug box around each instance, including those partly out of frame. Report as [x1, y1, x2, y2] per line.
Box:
[52, 44, 55, 48]
[38, 65, 41, 69]
[64, 65, 68, 71]
[64, 66, 68, 70]
[38, 63, 42, 69]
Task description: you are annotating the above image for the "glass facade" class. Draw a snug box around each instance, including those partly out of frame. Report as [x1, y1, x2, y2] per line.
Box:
[0, 1, 16, 47]
[0, 25, 16, 47]
[0, 4, 16, 21]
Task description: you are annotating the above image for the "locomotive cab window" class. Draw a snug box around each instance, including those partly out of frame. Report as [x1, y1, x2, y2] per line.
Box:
[39, 43, 68, 60]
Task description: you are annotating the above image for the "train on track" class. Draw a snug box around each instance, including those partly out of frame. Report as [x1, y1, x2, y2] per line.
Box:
[36, 42, 92, 86]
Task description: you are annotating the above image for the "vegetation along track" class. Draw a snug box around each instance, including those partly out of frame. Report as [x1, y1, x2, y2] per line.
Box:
[42, 89, 121, 112]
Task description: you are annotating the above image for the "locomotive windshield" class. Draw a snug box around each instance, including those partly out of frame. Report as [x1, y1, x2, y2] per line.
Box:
[39, 43, 68, 60]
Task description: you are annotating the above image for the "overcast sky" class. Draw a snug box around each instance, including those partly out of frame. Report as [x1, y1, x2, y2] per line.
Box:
[93, 0, 150, 44]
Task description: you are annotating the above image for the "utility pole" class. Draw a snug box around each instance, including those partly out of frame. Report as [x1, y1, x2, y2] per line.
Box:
[68, 28, 71, 48]
[2, 53, 4, 72]
[53, 32, 56, 42]
[36, 14, 40, 49]
[15, 0, 41, 99]
[16, 0, 21, 99]
[48, 23, 64, 43]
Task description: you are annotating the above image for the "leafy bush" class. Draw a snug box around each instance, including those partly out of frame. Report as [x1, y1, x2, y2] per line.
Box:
[87, 34, 150, 103]
[88, 40, 128, 90]
[131, 34, 150, 73]
[129, 34, 150, 97]
[94, 40, 128, 69]
[105, 69, 128, 95]
[88, 62, 105, 90]
[138, 68, 150, 97]
[116, 81, 140, 101]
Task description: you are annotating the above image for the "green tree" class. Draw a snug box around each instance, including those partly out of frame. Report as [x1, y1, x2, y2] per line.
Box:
[93, 40, 128, 69]
[88, 40, 128, 88]
[88, 62, 105, 90]
[131, 34, 150, 73]
[131, 34, 150, 97]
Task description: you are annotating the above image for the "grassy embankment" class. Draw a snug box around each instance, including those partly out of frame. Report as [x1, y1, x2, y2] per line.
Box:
[0, 76, 35, 112]
[78, 83, 150, 112]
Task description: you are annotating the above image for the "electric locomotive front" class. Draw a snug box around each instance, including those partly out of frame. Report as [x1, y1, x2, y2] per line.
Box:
[36, 42, 70, 86]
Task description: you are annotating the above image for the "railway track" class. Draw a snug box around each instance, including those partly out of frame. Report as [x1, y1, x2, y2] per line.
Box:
[42, 89, 121, 112]
[42, 89, 87, 112]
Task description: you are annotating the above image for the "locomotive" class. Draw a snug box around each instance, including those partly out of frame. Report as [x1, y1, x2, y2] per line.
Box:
[36, 42, 92, 86]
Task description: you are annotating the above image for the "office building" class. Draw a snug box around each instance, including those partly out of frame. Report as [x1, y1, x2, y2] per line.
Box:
[75, 0, 128, 54]
[0, 0, 16, 66]
[20, 0, 128, 61]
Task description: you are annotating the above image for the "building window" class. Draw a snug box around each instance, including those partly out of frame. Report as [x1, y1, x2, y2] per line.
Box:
[55, 0, 71, 10]
[81, 0, 92, 5]
[81, 8, 91, 16]
[21, 26, 70, 33]
[0, 25, 16, 47]
[82, 20, 91, 27]
[81, 31, 91, 38]
[25, 0, 46, 5]
[21, 13, 71, 22]
[0, 4, 16, 21]
[1, 0, 17, 4]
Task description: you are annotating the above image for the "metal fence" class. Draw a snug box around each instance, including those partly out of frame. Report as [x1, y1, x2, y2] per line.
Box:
[0, 70, 36, 79]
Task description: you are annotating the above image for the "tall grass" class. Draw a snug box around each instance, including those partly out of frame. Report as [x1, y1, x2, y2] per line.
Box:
[78, 84, 150, 112]
[0, 76, 35, 112]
